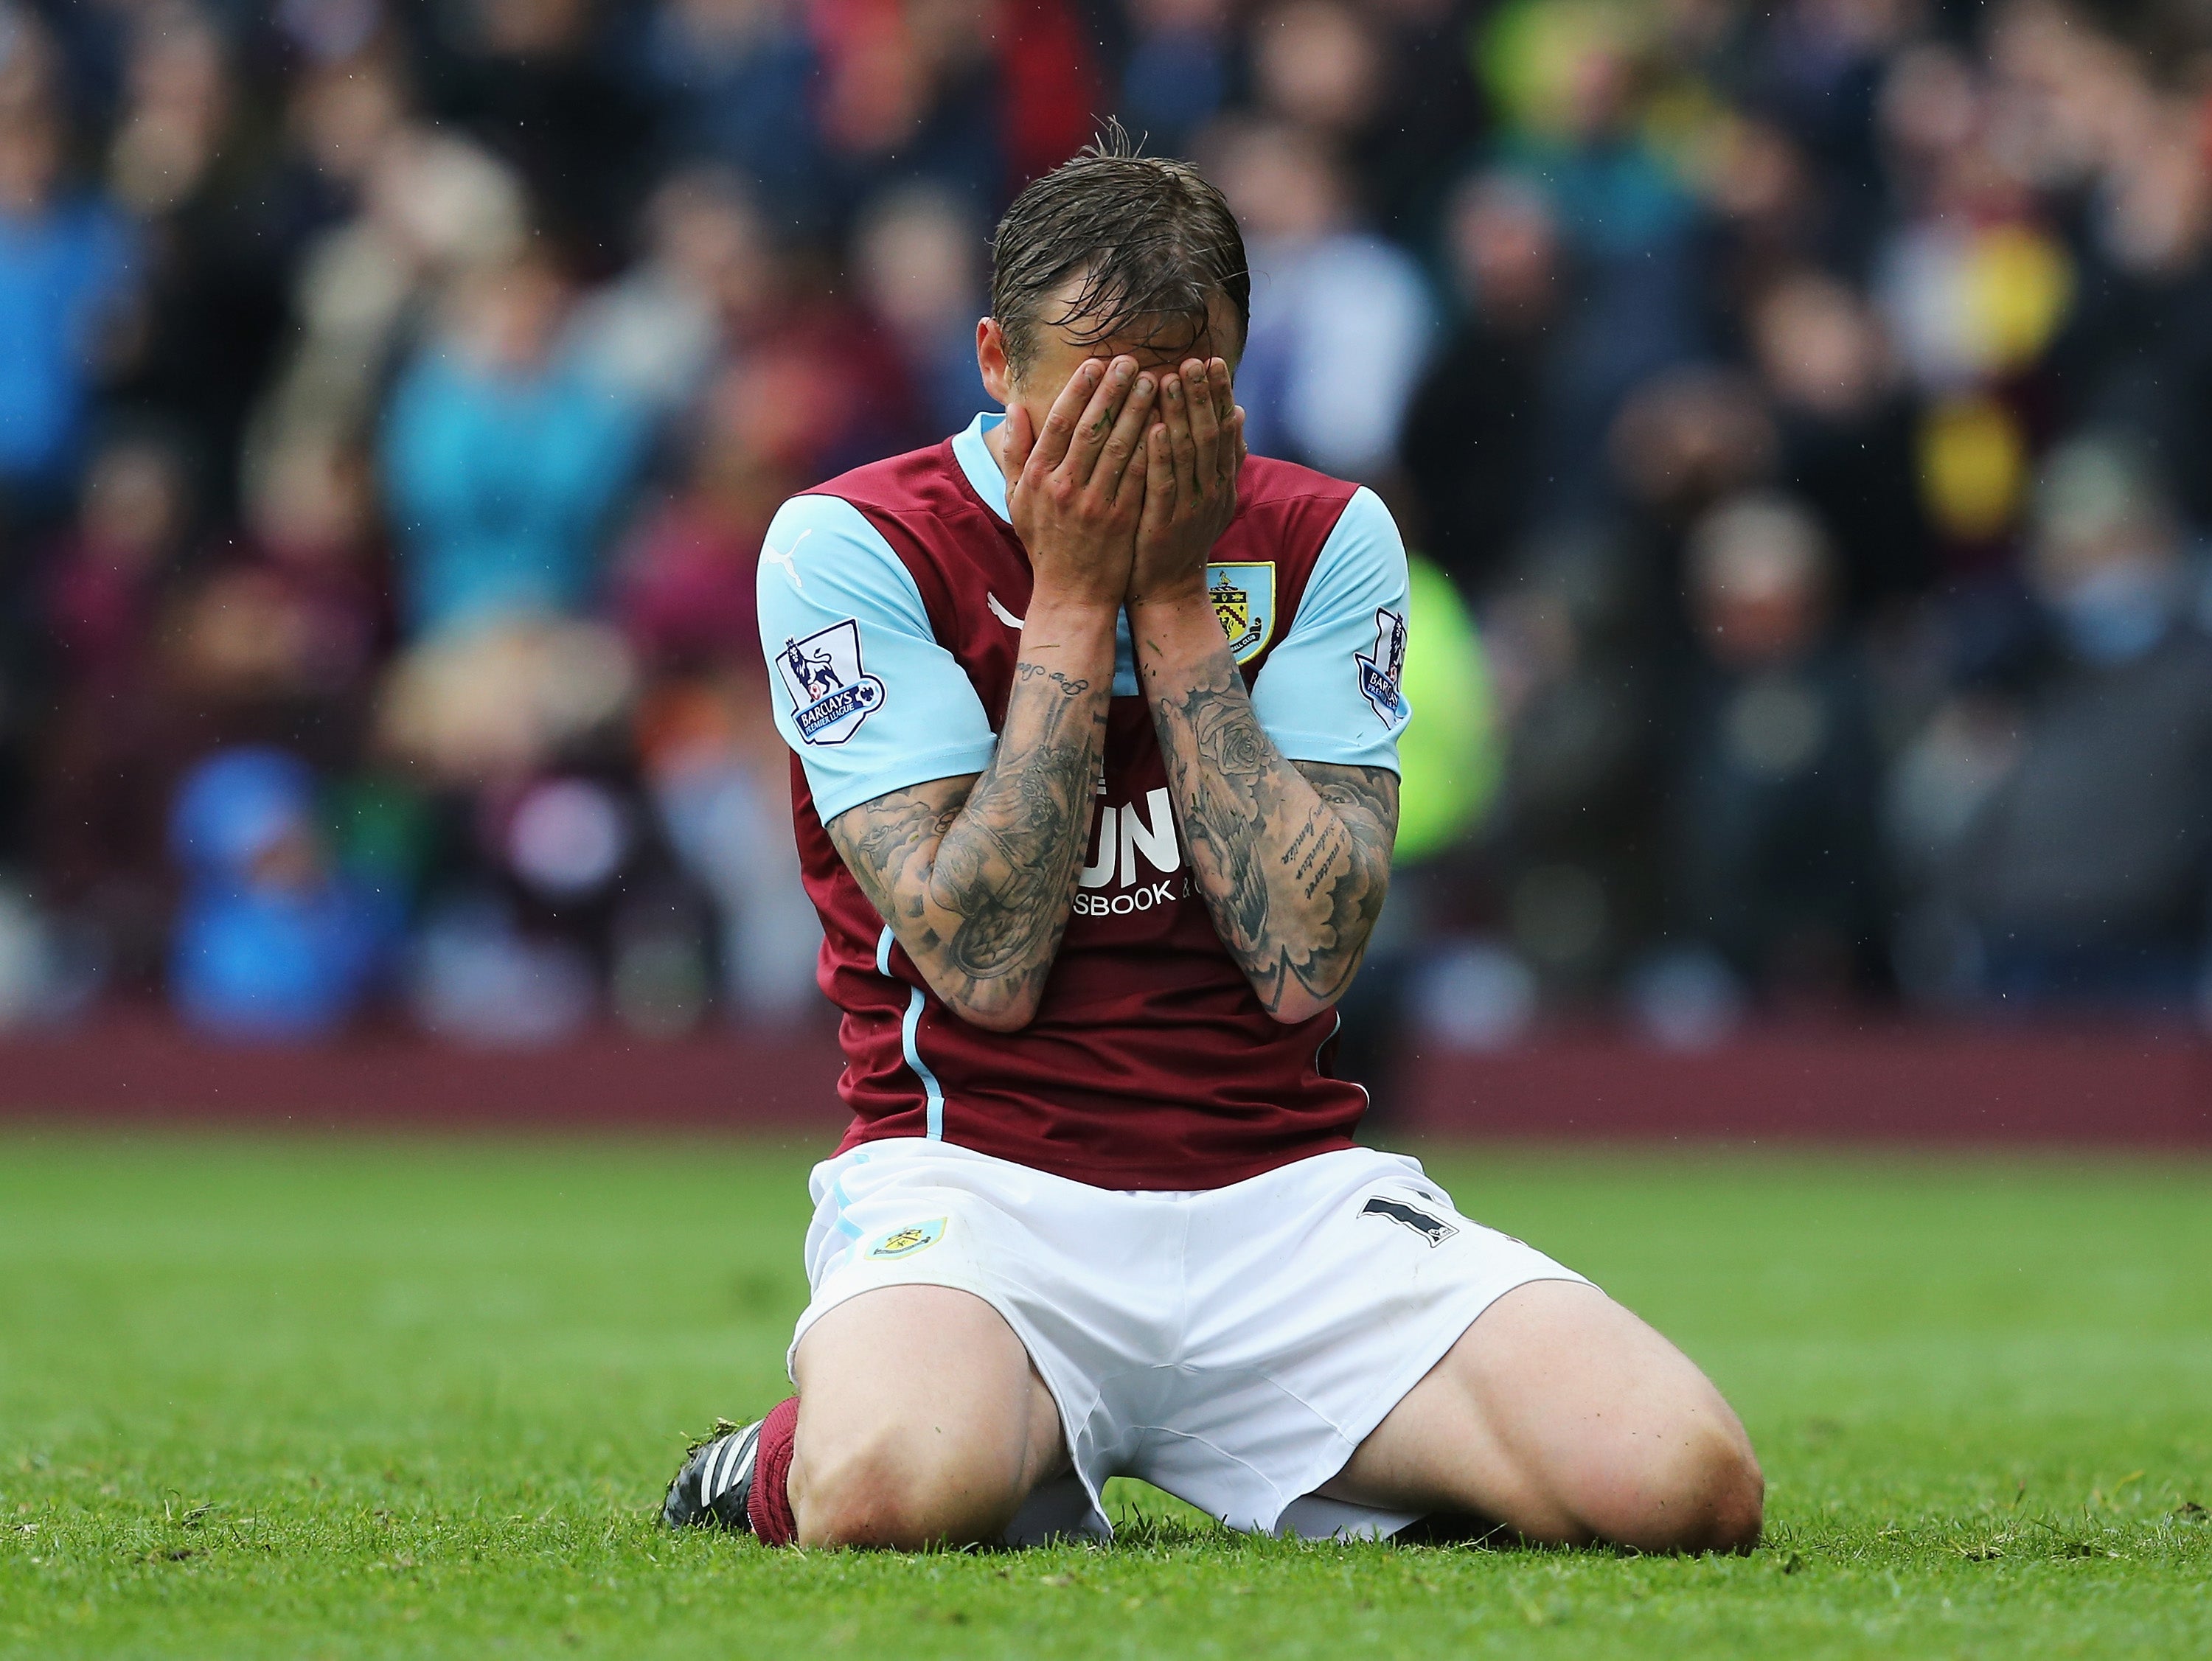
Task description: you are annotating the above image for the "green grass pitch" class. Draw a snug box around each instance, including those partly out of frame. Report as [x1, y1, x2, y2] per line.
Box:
[1, 1132, 2208, 1659]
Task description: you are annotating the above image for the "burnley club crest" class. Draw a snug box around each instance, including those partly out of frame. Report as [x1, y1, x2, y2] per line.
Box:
[1206, 562, 1276, 664]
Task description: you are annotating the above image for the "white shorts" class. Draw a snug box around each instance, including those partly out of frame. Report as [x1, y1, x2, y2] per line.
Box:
[788, 1138, 1588, 1544]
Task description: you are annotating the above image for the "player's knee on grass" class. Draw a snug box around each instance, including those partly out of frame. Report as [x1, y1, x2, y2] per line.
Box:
[1682, 1422, 1764, 1553]
[793, 1415, 1029, 1549]
[1537, 1314, 1764, 1555]
[1333, 1280, 1763, 1553]
[1545, 1324, 1765, 1554]
[789, 1287, 1058, 1549]
[1582, 1410, 1764, 1555]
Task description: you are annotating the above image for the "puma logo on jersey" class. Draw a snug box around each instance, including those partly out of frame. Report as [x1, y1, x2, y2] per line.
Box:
[987, 592, 1023, 629]
[762, 529, 812, 592]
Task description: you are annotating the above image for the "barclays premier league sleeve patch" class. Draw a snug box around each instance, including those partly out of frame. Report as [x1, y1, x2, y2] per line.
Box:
[775, 619, 887, 745]
[1355, 607, 1408, 724]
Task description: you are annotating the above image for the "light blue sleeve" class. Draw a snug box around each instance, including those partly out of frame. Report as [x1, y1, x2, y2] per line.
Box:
[756, 494, 998, 823]
[1249, 487, 1413, 773]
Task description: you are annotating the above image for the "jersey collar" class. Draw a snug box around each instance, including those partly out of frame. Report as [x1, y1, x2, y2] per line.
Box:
[953, 411, 1012, 524]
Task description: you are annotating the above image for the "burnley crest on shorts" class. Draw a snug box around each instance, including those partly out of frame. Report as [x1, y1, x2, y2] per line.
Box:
[1206, 562, 1276, 664]
[866, 1217, 945, 1260]
[776, 619, 886, 745]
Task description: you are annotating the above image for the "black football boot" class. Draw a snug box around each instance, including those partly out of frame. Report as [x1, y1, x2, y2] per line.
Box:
[661, 1418, 765, 1532]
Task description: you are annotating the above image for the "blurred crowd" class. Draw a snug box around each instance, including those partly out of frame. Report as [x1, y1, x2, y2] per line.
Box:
[1, 0, 2211, 1049]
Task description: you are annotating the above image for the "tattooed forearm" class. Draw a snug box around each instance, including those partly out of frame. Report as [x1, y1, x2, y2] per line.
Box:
[1138, 620, 1399, 1022]
[829, 658, 1107, 1031]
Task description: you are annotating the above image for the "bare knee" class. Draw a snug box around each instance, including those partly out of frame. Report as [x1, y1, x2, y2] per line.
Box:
[1610, 1422, 1764, 1555]
[793, 1424, 1015, 1550]
[788, 1286, 1062, 1550]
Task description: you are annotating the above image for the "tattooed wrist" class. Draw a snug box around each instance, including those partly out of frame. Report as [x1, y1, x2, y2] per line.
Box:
[1142, 646, 1399, 1018]
[1014, 662, 1093, 696]
[829, 647, 1110, 1028]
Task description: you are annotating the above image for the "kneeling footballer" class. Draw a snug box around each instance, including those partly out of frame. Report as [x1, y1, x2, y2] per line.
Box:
[664, 138, 1764, 1553]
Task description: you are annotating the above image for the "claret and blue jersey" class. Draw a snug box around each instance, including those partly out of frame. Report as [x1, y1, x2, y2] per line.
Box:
[757, 413, 1413, 1191]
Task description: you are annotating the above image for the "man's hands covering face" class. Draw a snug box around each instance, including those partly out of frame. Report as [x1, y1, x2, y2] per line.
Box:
[995, 355, 1160, 610]
[1132, 356, 1244, 611]
[997, 353, 1244, 613]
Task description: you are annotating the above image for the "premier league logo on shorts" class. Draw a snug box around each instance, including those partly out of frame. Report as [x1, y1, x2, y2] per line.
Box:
[776, 619, 886, 745]
[1206, 562, 1276, 664]
[1355, 607, 1408, 725]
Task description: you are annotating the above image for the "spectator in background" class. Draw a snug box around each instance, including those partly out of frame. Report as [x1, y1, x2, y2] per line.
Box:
[700, 280, 920, 486]
[1946, 433, 2212, 1011]
[851, 179, 988, 438]
[415, 0, 652, 274]
[631, 671, 821, 1021]
[612, 350, 823, 1020]
[1754, 0, 1900, 272]
[1248, 0, 1481, 239]
[1400, 168, 1563, 594]
[35, 433, 194, 986]
[276, 39, 409, 217]
[98, 1, 296, 523]
[1354, 0, 1492, 235]
[1690, 111, 1832, 348]
[574, 154, 919, 484]
[1475, 364, 1781, 995]
[1208, 116, 1433, 480]
[167, 746, 389, 1041]
[1478, 0, 1703, 499]
[248, 81, 529, 481]
[375, 613, 642, 1045]
[1870, 38, 2075, 579]
[613, 363, 790, 670]
[629, 0, 824, 232]
[1119, 0, 1231, 161]
[568, 165, 772, 423]
[382, 251, 650, 638]
[1749, 267, 1931, 617]
[1250, 1, 1381, 164]
[40, 433, 189, 739]
[807, 0, 1006, 219]
[1478, 0, 1693, 265]
[0, 26, 136, 529]
[1605, 363, 1781, 624]
[1663, 492, 1882, 1006]
[164, 431, 391, 766]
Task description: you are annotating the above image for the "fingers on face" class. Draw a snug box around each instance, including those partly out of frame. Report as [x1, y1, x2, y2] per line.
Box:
[1033, 358, 1107, 475]
[1067, 355, 1142, 483]
[1207, 358, 1234, 425]
[1094, 366, 1159, 498]
[1139, 419, 1176, 530]
[1178, 359, 1217, 496]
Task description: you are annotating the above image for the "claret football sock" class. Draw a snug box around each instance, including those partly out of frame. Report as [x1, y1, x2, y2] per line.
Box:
[661, 1395, 799, 1544]
[745, 1396, 801, 1545]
